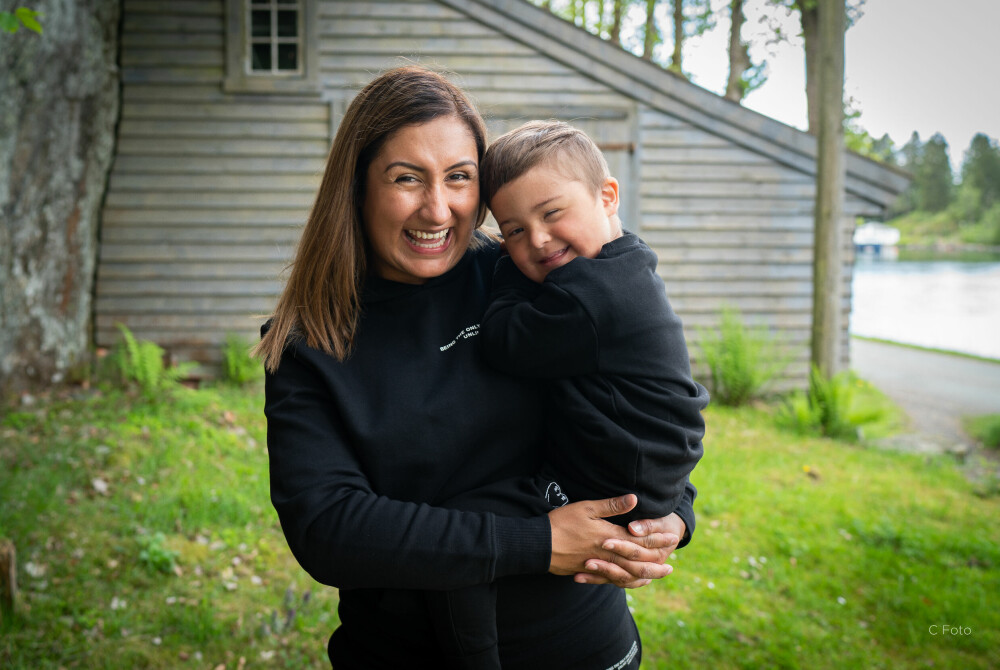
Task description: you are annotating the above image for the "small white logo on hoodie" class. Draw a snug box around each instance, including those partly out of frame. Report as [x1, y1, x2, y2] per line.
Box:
[439, 323, 480, 352]
[545, 481, 569, 508]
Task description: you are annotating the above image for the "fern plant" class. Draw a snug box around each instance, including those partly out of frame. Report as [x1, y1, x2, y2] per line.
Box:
[221, 333, 263, 386]
[113, 324, 195, 398]
[776, 366, 887, 442]
[695, 307, 790, 406]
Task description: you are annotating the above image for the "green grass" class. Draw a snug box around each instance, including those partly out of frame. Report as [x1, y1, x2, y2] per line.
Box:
[852, 335, 1000, 365]
[884, 210, 1000, 258]
[634, 406, 1000, 669]
[2, 385, 998, 669]
[964, 414, 1000, 450]
[0, 384, 336, 669]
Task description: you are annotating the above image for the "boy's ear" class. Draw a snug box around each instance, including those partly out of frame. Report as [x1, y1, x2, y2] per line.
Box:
[600, 177, 620, 216]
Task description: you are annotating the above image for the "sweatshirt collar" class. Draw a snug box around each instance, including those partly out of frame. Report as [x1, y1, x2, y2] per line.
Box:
[362, 241, 478, 303]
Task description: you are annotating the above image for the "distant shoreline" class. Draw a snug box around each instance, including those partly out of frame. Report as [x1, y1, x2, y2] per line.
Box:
[851, 335, 1000, 365]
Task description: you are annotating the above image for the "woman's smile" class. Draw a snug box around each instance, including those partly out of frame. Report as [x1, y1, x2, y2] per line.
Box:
[363, 116, 480, 284]
[406, 228, 452, 251]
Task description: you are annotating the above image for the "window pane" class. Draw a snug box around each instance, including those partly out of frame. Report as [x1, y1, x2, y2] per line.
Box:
[277, 43, 298, 71]
[276, 0, 297, 5]
[251, 43, 271, 71]
[277, 10, 297, 37]
[251, 10, 271, 38]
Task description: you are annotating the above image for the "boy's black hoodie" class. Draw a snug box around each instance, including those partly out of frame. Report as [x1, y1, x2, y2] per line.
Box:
[263, 236, 696, 667]
[481, 231, 708, 523]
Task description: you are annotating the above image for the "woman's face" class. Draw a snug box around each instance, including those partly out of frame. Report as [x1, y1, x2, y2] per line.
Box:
[362, 116, 480, 284]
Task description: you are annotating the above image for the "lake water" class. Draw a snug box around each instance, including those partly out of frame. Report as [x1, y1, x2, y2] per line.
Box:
[850, 255, 1000, 360]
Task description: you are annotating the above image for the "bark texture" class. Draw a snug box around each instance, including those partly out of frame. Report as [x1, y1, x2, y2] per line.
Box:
[0, 0, 121, 393]
[810, 0, 846, 376]
[670, 0, 683, 71]
[724, 0, 749, 101]
[642, 0, 657, 60]
[797, 0, 820, 133]
[0, 538, 15, 622]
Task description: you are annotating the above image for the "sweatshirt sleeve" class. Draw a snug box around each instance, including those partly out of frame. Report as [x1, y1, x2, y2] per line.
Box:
[673, 481, 697, 550]
[264, 342, 552, 591]
[481, 255, 600, 378]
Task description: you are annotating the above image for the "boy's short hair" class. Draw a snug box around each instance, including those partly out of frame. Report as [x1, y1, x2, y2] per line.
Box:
[481, 120, 611, 208]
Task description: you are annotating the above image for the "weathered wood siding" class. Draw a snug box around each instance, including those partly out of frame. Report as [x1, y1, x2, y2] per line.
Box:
[638, 108, 861, 386]
[99, 0, 886, 386]
[97, 0, 327, 366]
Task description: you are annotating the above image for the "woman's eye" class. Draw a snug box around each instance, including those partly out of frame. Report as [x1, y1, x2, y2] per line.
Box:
[395, 175, 418, 184]
[504, 227, 523, 237]
[448, 172, 471, 182]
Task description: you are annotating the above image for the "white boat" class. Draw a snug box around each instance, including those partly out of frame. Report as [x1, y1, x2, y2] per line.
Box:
[854, 222, 900, 257]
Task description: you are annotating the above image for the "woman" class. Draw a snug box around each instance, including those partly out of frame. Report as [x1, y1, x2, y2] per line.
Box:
[255, 66, 695, 669]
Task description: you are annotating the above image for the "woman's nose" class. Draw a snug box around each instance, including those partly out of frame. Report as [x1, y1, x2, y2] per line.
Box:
[421, 184, 450, 224]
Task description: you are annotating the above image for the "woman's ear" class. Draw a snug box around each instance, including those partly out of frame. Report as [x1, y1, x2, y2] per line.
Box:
[600, 177, 620, 216]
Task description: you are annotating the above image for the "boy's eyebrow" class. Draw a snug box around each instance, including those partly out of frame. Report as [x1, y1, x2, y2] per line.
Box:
[496, 195, 560, 228]
[530, 195, 559, 211]
[383, 159, 477, 173]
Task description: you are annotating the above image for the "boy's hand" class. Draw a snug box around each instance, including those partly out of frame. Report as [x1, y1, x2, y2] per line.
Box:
[574, 512, 685, 587]
[548, 495, 676, 588]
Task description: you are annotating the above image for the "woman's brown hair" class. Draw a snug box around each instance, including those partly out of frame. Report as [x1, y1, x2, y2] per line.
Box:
[254, 66, 488, 372]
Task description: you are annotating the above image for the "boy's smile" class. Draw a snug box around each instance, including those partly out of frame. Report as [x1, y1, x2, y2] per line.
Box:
[490, 163, 622, 283]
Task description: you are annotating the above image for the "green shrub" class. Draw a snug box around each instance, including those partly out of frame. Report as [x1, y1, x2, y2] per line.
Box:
[964, 414, 1000, 449]
[776, 366, 887, 442]
[112, 323, 196, 398]
[959, 203, 1000, 246]
[695, 307, 789, 406]
[221, 333, 264, 385]
[137, 532, 180, 575]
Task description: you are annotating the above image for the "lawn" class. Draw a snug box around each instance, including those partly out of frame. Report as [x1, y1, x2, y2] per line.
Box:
[1, 383, 998, 669]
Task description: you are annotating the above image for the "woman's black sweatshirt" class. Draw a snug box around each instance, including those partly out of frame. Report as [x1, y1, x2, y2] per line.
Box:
[263, 235, 696, 667]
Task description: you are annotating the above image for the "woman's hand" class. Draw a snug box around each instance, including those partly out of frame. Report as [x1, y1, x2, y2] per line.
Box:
[548, 494, 683, 588]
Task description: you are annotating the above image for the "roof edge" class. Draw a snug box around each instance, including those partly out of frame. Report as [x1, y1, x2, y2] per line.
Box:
[439, 0, 910, 210]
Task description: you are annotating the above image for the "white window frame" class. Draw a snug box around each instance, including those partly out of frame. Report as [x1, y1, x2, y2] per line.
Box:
[224, 0, 319, 95]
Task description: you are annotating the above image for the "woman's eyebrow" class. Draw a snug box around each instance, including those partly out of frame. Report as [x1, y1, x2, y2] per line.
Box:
[383, 159, 477, 173]
[384, 161, 424, 173]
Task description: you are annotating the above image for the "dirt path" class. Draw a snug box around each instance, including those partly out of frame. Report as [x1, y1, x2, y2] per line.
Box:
[849, 338, 1000, 460]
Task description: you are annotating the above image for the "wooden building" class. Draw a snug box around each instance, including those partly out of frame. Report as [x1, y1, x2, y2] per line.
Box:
[96, 0, 909, 387]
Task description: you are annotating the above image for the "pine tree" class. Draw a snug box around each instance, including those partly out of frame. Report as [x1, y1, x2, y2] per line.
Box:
[916, 134, 953, 213]
[961, 133, 1000, 211]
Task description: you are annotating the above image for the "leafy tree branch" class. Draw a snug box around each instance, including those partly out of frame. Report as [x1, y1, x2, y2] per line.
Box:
[0, 7, 43, 34]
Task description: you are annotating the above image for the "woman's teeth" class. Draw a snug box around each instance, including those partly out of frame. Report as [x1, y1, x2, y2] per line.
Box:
[407, 229, 449, 248]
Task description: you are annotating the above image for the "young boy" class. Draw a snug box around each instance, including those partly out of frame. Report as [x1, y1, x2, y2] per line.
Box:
[432, 120, 708, 669]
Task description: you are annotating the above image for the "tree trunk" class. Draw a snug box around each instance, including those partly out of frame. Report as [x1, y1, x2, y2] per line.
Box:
[643, 0, 657, 60]
[810, 0, 846, 378]
[797, 0, 820, 133]
[0, 538, 15, 622]
[609, 0, 625, 45]
[0, 0, 121, 395]
[725, 0, 750, 101]
[595, 0, 606, 35]
[671, 0, 683, 71]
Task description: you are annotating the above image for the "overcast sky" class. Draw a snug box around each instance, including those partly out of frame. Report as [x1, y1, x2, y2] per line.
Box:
[679, 0, 1000, 171]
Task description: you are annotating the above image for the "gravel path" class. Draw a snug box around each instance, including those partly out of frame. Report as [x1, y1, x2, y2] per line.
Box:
[849, 338, 1000, 457]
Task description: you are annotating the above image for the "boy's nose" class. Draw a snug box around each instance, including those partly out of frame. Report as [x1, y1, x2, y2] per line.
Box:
[530, 228, 550, 248]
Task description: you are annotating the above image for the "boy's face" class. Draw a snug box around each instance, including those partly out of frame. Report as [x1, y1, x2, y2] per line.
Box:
[490, 163, 621, 283]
